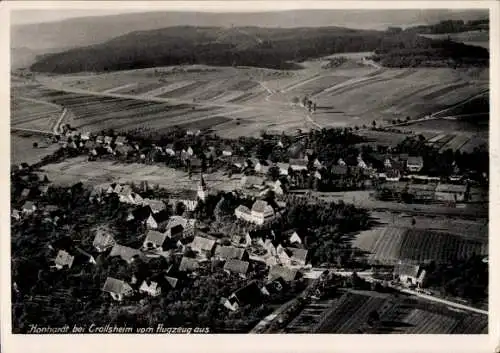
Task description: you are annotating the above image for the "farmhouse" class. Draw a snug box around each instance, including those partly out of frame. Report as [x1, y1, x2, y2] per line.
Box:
[54, 250, 74, 270]
[435, 183, 467, 203]
[406, 156, 424, 172]
[394, 263, 427, 288]
[93, 227, 115, 252]
[139, 280, 161, 297]
[109, 244, 144, 264]
[214, 246, 249, 261]
[143, 230, 168, 251]
[102, 277, 133, 301]
[223, 259, 250, 278]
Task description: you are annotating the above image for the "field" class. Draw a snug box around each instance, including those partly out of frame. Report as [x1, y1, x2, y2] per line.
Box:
[353, 226, 488, 265]
[19, 55, 487, 138]
[304, 290, 487, 334]
[11, 133, 59, 165]
[38, 156, 242, 192]
[11, 97, 62, 132]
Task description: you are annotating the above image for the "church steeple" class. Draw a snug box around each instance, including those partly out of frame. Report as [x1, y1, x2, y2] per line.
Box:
[198, 172, 207, 201]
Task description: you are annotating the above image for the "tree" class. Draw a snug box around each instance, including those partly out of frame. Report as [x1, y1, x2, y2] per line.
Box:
[268, 165, 280, 181]
[33, 142, 38, 148]
[372, 121, 377, 128]
[292, 97, 299, 104]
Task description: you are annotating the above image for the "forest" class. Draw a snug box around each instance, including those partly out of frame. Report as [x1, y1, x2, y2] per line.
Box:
[30, 25, 488, 73]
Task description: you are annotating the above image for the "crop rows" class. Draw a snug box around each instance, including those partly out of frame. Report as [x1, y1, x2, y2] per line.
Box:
[354, 227, 487, 265]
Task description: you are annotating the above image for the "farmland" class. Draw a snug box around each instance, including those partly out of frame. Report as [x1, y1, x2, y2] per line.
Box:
[38, 156, 242, 192]
[353, 226, 488, 265]
[20, 53, 488, 138]
[291, 290, 487, 334]
[11, 97, 62, 132]
[11, 132, 59, 165]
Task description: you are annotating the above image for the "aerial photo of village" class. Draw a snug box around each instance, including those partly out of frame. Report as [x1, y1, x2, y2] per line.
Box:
[10, 8, 489, 334]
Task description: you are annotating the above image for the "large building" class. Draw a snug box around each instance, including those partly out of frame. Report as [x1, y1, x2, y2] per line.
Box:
[235, 200, 276, 225]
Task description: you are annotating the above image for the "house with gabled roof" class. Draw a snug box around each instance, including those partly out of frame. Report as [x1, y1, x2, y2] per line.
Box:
[190, 236, 216, 256]
[146, 210, 171, 230]
[164, 276, 179, 289]
[394, 263, 427, 288]
[102, 277, 133, 301]
[54, 250, 75, 270]
[214, 246, 249, 262]
[435, 183, 467, 203]
[96, 135, 104, 144]
[288, 231, 302, 245]
[222, 145, 233, 156]
[141, 199, 166, 213]
[285, 247, 308, 266]
[223, 259, 250, 278]
[143, 230, 168, 251]
[93, 227, 115, 252]
[109, 244, 144, 264]
[139, 279, 161, 297]
[179, 257, 200, 272]
[228, 280, 262, 307]
[127, 205, 153, 223]
[268, 265, 299, 282]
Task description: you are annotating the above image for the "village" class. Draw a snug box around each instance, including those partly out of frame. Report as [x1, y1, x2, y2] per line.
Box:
[11, 118, 489, 333]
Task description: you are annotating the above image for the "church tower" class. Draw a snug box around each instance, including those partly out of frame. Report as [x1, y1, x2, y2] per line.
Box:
[197, 172, 207, 201]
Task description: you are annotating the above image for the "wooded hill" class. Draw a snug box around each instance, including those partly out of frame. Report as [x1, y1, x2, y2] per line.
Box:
[30, 26, 489, 73]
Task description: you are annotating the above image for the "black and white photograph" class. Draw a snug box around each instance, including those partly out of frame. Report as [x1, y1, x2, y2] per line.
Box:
[3, 1, 496, 347]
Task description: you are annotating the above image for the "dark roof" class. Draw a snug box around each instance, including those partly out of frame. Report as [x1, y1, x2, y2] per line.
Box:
[268, 265, 298, 282]
[164, 276, 179, 288]
[22, 201, 35, 210]
[130, 205, 153, 221]
[224, 259, 250, 275]
[230, 280, 262, 305]
[150, 210, 171, 224]
[285, 247, 308, 263]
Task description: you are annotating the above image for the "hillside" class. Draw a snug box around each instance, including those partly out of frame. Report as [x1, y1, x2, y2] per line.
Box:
[29, 26, 489, 74]
[12, 9, 488, 50]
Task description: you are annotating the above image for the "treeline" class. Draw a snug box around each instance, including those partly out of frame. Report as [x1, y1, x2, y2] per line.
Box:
[404, 19, 489, 35]
[370, 33, 488, 68]
[30, 25, 487, 73]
